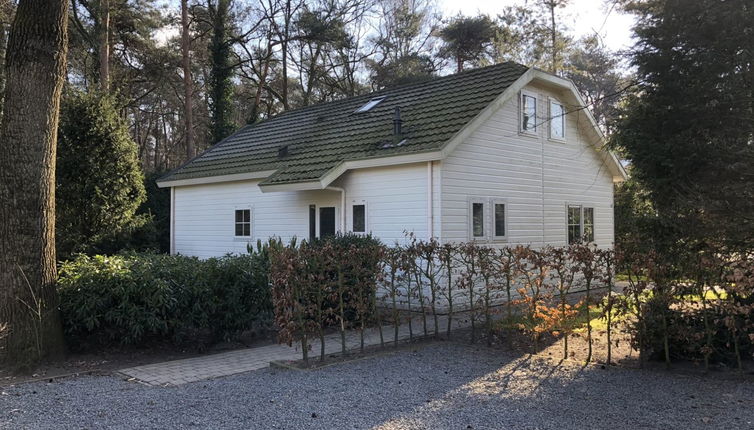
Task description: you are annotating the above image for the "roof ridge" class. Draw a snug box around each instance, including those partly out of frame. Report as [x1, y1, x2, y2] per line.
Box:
[245, 61, 529, 129]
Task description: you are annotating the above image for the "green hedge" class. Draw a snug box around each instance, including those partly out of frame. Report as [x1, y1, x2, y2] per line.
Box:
[58, 245, 273, 350]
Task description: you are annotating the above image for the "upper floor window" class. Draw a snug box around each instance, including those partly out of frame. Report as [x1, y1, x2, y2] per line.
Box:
[521, 93, 537, 133]
[550, 100, 565, 140]
[235, 209, 251, 237]
[567, 205, 594, 244]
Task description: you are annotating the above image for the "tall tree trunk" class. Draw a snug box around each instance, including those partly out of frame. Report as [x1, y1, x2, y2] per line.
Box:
[0, 19, 8, 119]
[281, 0, 290, 110]
[181, 0, 194, 160]
[548, 1, 557, 74]
[0, 0, 68, 370]
[99, 0, 109, 90]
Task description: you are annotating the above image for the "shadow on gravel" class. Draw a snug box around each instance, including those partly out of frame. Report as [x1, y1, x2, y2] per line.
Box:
[1, 342, 753, 430]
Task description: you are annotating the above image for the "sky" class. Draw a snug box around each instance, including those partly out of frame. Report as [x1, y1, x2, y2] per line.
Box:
[156, 0, 637, 54]
[439, 0, 637, 52]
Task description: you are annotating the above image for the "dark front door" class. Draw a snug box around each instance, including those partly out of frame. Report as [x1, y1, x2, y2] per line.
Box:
[319, 207, 336, 238]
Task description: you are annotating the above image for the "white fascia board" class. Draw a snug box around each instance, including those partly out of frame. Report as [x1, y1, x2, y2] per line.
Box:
[156, 170, 277, 188]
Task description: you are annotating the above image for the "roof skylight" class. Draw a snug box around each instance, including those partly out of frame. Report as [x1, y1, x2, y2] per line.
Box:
[354, 96, 386, 113]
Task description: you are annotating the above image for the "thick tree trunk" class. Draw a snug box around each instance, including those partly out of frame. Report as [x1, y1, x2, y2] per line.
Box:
[99, 0, 109, 90]
[0, 19, 8, 119]
[0, 0, 68, 370]
[181, 0, 194, 159]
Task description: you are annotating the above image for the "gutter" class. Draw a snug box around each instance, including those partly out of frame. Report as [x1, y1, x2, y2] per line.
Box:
[427, 161, 433, 239]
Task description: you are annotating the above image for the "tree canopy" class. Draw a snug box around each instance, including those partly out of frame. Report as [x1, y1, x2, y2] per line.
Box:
[612, 0, 754, 251]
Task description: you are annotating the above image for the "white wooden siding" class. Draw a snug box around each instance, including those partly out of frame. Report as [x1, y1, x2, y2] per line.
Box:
[173, 182, 340, 258]
[173, 163, 431, 257]
[441, 82, 615, 247]
[332, 162, 429, 245]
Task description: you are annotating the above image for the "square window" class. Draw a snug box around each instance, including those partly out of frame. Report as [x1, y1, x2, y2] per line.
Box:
[567, 205, 595, 244]
[522, 94, 537, 132]
[352, 204, 366, 233]
[550, 101, 565, 139]
[235, 209, 251, 237]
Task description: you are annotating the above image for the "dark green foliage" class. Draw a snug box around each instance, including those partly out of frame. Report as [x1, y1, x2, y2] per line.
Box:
[57, 247, 273, 350]
[208, 0, 235, 144]
[139, 171, 171, 253]
[613, 0, 754, 251]
[56, 90, 148, 258]
[439, 14, 497, 72]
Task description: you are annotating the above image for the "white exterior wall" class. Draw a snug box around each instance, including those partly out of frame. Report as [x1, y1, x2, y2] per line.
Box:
[173, 182, 339, 258]
[173, 162, 431, 257]
[331, 162, 430, 245]
[441, 82, 615, 248]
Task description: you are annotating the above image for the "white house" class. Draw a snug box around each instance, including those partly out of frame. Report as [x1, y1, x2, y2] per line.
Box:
[157, 62, 627, 258]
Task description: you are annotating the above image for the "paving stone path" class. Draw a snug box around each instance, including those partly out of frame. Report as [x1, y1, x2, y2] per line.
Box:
[120, 314, 469, 386]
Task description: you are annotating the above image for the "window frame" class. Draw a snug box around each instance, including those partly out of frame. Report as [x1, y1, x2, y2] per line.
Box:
[234, 207, 252, 239]
[491, 199, 508, 241]
[354, 96, 386, 113]
[468, 197, 487, 241]
[350, 199, 368, 234]
[548, 98, 566, 142]
[519, 91, 538, 136]
[566, 204, 595, 244]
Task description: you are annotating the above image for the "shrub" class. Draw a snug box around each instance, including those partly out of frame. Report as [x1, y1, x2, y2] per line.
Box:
[56, 91, 147, 259]
[269, 233, 383, 361]
[57, 247, 273, 350]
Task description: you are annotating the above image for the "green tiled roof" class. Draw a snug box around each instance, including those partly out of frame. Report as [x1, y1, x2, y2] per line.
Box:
[159, 61, 529, 186]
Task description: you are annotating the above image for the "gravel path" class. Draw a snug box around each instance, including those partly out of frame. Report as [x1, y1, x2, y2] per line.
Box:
[2, 343, 753, 430]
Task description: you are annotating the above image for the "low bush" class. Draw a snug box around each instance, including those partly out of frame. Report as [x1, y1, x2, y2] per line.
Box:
[58, 244, 273, 350]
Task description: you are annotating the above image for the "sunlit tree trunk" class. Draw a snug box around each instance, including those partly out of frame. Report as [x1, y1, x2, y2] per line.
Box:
[0, 0, 68, 370]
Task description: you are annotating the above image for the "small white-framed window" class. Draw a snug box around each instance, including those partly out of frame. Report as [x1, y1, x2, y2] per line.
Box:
[492, 199, 507, 240]
[351, 199, 367, 233]
[520, 92, 538, 134]
[469, 198, 486, 240]
[549, 99, 565, 141]
[567, 205, 595, 244]
[235, 208, 251, 237]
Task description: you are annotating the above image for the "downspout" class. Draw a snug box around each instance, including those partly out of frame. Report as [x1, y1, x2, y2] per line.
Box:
[326, 186, 346, 233]
[170, 187, 176, 255]
[427, 161, 433, 239]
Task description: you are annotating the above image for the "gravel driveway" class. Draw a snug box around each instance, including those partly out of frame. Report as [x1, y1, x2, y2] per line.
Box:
[1, 343, 752, 430]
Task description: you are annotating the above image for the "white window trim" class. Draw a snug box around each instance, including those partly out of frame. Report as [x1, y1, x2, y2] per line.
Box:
[350, 199, 368, 234]
[548, 97, 566, 142]
[233, 206, 253, 241]
[565, 203, 595, 245]
[468, 197, 487, 241]
[491, 199, 508, 241]
[519, 90, 539, 136]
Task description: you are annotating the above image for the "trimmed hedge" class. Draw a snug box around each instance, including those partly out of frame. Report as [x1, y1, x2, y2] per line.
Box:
[58, 244, 273, 350]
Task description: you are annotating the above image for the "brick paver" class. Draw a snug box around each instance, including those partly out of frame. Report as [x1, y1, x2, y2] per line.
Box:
[120, 314, 469, 386]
